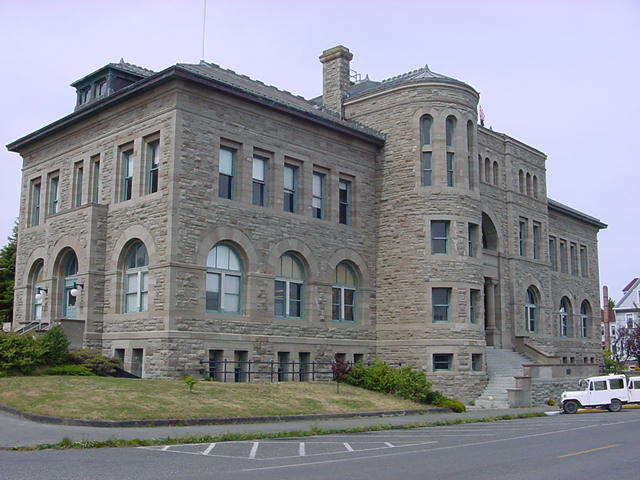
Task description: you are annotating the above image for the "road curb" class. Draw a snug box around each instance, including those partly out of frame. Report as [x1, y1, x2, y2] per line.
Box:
[0, 403, 450, 428]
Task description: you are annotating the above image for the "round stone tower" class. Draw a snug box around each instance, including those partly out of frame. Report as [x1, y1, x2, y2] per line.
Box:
[340, 62, 486, 401]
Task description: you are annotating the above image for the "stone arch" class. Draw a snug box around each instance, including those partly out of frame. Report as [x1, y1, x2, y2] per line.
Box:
[22, 247, 48, 286]
[265, 238, 320, 281]
[484, 158, 491, 183]
[481, 212, 500, 251]
[526, 172, 532, 196]
[49, 235, 87, 279]
[326, 248, 371, 288]
[518, 169, 525, 193]
[110, 225, 157, 272]
[196, 226, 258, 274]
[533, 175, 539, 199]
[492, 161, 499, 185]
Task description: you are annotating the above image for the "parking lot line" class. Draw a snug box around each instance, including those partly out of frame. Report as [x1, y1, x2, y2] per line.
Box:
[202, 443, 216, 455]
[248, 442, 259, 459]
[557, 443, 622, 458]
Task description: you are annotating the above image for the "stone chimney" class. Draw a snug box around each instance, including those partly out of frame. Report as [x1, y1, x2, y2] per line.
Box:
[319, 45, 353, 116]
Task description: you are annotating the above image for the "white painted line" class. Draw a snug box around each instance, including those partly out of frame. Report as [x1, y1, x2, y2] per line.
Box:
[385, 442, 394, 447]
[238, 418, 640, 473]
[249, 442, 259, 459]
[160, 445, 170, 451]
[299, 442, 305, 457]
[344, 443, 354, 452]
[202, 443, 216, 455]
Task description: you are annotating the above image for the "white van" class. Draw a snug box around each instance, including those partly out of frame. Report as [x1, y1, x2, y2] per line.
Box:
[560, 374, 640, 413]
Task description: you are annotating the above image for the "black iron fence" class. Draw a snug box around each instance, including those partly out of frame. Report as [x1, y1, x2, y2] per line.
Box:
[200, 359, 402, 383]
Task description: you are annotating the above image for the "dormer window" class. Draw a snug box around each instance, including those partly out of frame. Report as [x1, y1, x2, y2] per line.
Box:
[78, 87, 90, 105]
[94, 79, 106, 98]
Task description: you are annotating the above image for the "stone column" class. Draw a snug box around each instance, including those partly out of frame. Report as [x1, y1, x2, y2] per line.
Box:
[485, 278, 497, 346]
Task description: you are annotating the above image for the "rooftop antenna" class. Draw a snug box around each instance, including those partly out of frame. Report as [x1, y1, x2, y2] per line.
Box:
[200, 0, 208, 62]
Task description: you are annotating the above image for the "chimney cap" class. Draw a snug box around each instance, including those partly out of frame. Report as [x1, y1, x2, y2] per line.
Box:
[319, 45, 353, 63]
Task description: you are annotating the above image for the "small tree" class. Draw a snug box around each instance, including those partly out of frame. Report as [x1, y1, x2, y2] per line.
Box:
[611, 324, 640, 367]
[184, 375, 197, 393]
[40, 325, 70, 366]
[331, 359, 351, 393]
[0, 222, 17, 324]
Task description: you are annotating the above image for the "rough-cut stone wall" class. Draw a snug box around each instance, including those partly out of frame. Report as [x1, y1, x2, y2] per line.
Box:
[343, 82, 489, 402]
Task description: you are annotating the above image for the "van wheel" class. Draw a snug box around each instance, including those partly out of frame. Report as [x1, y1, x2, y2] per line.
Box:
[563, 400, 579, 414]
[608, 399, 622, 412]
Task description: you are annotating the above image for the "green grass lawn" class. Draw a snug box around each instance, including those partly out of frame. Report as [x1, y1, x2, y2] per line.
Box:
[0, 376, 425, 420]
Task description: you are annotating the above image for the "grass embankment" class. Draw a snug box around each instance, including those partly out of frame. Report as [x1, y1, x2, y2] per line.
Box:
[0, 376, 424, 421]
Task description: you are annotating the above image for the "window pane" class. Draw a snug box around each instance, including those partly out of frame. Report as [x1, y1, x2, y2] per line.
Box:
[290, 282, 302, 317]
[274, 280, 286, 316]
[284, 165, 295, 190]
[224, 274, 241, 295]
[332, 288, 341, 320]
[126, 293, 138, 312]
[252, 157, 265, 181]
[433, 306, 449, 322]
[421, 152, 432, 186]
[223, 292, 240, 313]
[421, 116, 432, 145]
[140, 292, 148, 312]
[126, 273, 138, 294]
[219, 148, 233, 175]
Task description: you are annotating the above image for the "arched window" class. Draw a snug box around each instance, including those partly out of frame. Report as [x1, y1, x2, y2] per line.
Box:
[518, 170, 524, 193]
[484, 158, 491, 183]
[420, 115, 432, 145]
[275, 253, 304, 318]
[206, 243, 242, 313]
[123, 241, 148, 313]
[445, 116, 456, 147]
[526, 172, 532, 196]
[559, 297, 572, 337]
[533, 175, 539, 199]
[481, 212, 498, 251]
[493, 161, 499, 185]
[580, 301, 591, 338]
[525, 287, 538, 332]
[332, 262, 357, 322]
[60, 250, 78, 319]
[31, 261, 45, 323]
[467, 121, 475, 189]
[478, 155, 483, 183]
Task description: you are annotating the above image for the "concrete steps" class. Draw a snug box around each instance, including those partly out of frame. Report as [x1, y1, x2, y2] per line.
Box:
[472, 347, 529, 409]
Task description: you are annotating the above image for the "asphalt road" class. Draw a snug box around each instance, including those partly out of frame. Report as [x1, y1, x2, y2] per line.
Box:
[2, 409, 639, 480]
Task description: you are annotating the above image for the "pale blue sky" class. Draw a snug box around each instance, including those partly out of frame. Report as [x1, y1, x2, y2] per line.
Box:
[1, 0, 638, 299]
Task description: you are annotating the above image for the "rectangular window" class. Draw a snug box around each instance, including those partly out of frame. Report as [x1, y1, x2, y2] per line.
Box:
[421, 152, 432, 186]
[446, 152, 455, 187]
[234, 350, 248, 382]
[283, 164, 297, 213]
[208, 349, 224, 381]
[559, 241, 567, 273]
[277, 352, 290, 382]
[121, 149, 133, 201]
[468, 223, 478, 257]
[48, 174, 59, 215]
[218, 147, 235, 199]
[519, 220, 527, 256]
[131, 348, 143, 378]
[581, 315, 589, 338]
[146, 139, 160, 194]
[298, 352, 311, 381]
[31, 180, 41, 226]
[532, 223, 541, 260]
[549, 237, 557, 270]
[432, 288, 451, 322]
[433, 353, 453, 371]
[570, 243, 578, 275]
[114, 349, 125, 369]
[470, 289, 480, 323]
[91, 156, 100, 203]
[312, 172, 325, 219]
[339, 179, 351, 225]
[431, 220, 449, 254]
[252, 155, 267, 206]
[73, 161, 83, 207]
[471, 354, 482, 371]
[579, 246, 588, 277]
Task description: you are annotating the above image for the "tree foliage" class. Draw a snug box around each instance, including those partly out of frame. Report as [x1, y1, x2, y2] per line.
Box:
[0, 222, 17, 323]
[611, 326, 640, 367]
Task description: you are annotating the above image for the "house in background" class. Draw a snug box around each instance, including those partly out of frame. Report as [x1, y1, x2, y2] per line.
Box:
[6, 46, 606, 403]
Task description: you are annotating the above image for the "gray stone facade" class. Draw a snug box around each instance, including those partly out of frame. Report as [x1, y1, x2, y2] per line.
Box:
[7, 47, 605, 403]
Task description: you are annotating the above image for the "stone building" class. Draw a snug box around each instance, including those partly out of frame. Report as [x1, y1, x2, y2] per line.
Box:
[7, 46, 605, 402]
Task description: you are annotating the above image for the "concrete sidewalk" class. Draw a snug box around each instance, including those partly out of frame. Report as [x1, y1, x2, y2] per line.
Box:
[0, 406, 552, 448]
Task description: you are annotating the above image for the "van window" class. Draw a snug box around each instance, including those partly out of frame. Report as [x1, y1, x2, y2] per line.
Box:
[632, 380, 640, 390]
[609, 379, 624, 390]
[593, 380, 607, 391]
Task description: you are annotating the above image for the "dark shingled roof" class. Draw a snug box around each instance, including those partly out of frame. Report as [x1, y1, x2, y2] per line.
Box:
[312, 65, 475, 107]
[70, 59, 155, 87]
[177, 62, 383, 140]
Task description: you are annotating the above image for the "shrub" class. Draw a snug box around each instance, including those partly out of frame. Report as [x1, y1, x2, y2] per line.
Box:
[546, 398, 556, 406]
[40, 325, 69, 366]
[0, 331, 44, 374]
[183, 375, 197, 392]
[437, 397, 466, 413]
[346, 359, 434, 403]
[45, 365, 94, 376]
[68, 349, 120, 376]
